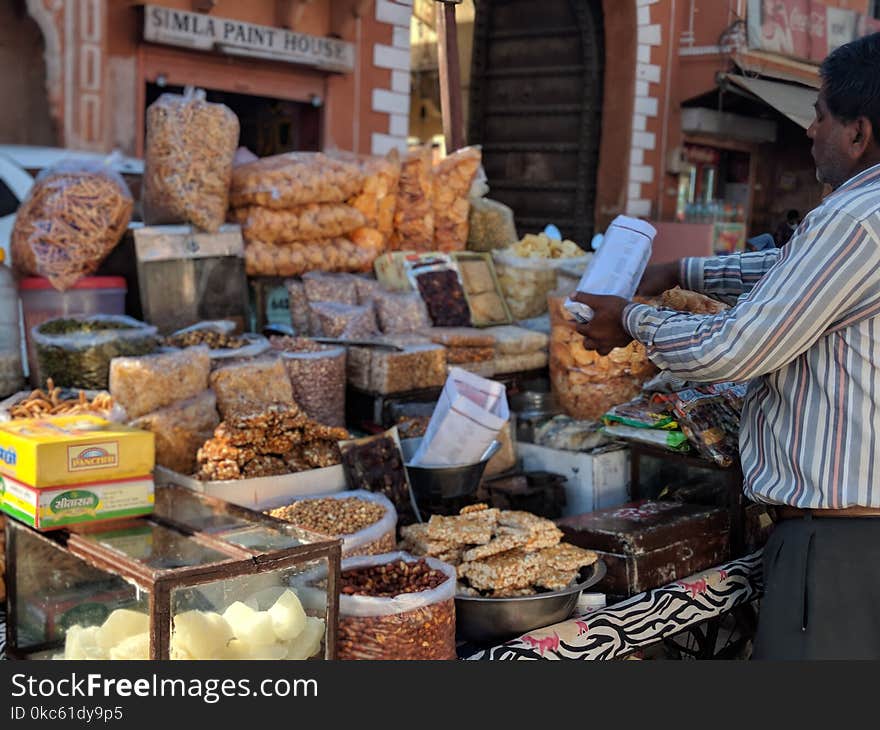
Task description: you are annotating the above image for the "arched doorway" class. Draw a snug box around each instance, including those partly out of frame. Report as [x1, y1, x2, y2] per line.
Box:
[0, 0, 57, 146]
[468, 0, 604, 246]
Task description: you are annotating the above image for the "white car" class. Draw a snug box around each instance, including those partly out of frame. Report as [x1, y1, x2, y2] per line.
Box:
[0, 145, 144, 260]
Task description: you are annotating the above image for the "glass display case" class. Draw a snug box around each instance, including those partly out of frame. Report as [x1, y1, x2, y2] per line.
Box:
[5, 486, 341, 660]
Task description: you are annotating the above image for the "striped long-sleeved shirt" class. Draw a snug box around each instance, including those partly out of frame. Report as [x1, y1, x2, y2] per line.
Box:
[623, 163, 880, 509]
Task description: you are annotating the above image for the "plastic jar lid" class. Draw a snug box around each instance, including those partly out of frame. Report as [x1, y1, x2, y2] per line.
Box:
[19, 276, 127, 291]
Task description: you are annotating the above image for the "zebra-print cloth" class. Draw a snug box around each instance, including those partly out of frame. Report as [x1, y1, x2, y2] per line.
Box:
[465, 551, 763, 660]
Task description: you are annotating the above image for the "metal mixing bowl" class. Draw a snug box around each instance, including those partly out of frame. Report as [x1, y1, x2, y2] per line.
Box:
[455, 560, 607, 643]
[400, 437, 500, 499]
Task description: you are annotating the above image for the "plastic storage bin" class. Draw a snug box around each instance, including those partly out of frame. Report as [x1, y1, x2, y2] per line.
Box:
[19, 276, 126, 387]
[0, 250, 24, 397]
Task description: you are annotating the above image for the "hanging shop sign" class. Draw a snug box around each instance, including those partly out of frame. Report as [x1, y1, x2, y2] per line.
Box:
[143, 5, 355, 74]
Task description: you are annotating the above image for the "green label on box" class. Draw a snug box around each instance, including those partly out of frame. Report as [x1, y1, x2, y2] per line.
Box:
[50, 489, 100, 518]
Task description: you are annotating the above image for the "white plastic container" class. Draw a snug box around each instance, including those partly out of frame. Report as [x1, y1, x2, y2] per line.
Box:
[19, 276, 126, 386]
[564, 215, 657, 323]
[0, 250, 24, 397]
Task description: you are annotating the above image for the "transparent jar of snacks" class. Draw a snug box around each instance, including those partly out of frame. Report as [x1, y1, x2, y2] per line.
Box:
[547, 293, 657, 421]
[0, 249, 24, 397]
[493, 249, 560, 319]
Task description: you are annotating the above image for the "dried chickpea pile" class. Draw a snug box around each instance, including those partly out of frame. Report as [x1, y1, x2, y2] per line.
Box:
[268, 497, 386, 537]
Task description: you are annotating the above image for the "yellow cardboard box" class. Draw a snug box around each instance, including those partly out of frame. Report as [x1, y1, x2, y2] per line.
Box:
[0, 415, 155, 488]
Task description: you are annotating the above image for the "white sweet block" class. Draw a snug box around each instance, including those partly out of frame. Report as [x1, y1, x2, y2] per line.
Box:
[172, 610, 235, 660]
[285, 617, 325, 660]
[268, 590, 308, 641]
[97, 609, 149, 653]
[109, 632, 150, 660]
[64, 625, 106, 660]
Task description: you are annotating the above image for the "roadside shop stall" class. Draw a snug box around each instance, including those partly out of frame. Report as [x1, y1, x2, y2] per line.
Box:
[0, 88, 767, 662]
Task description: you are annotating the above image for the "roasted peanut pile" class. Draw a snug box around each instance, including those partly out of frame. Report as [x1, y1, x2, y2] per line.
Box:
[340, 559, 448, 596]
[268, 497, 385, 536]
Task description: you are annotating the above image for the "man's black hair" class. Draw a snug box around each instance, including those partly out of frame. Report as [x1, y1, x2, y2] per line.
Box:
[820, 32, 880, 140]
[787, 209, 799, 222]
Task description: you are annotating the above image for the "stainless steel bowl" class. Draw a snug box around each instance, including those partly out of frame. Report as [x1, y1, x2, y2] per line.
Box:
[455, 560, 607, 643]
[400, 437, 501, 499]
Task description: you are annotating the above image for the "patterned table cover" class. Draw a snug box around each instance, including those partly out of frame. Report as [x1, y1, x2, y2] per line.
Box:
[0, 552, 762, 662]
[465, 550, 763, 660]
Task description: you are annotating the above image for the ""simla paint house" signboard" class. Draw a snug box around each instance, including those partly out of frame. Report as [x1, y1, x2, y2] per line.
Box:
[143, 4, 355, 73]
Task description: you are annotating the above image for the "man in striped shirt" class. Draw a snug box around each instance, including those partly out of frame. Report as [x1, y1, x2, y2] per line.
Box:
[574, 33, 880, 659]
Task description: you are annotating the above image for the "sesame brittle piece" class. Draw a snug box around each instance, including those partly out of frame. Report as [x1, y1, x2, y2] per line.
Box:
[461, 529, 530, 562]
[399, 523, 458, 556]
[457, 549, 542, 591]
[426, 511, 497, 545]
[536, 543, 599, 572]
[534, 568, 580, 592]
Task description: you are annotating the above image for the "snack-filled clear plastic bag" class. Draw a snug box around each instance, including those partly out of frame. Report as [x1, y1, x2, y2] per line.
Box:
[308, 301, 377, 339]
[35, 315, 159, 391]
[244, 238, 376, 277]
[493, 235, 592, 319]
[264, 490, 397, 557]
[331, 150, 401, 241]
[547, 294, 656, 421]
[372, 290, 431, 334]
[209, 356, 295, 420]
[428, 327, 496, 348]
[143, 87, 239, 232]
[493, 350, 548, 374]
[302, 271, 359, 305]
[231, 203, 365, 244]
[346, 336, 447, 394]
[432, 146, 482, 252]
[230, 152, 364, 209]
[11, 161, 133, 291]
[333, 551, 457, 660]
[285, 279, 312, 335]
[388, 146, 434, 251]
[353, 275, 383, 305]
[467, 196, 518, 252]
[130, 390, 219, 475]
[270, 336, 346, 427]
[484, 325, 548, 355]
[109, 345, 211, 420]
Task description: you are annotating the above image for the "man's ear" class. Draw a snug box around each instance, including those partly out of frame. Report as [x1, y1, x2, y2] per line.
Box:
[851, 117, 873, 156]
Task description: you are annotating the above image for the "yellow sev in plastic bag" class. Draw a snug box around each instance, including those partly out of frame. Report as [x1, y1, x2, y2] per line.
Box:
[143, 87, 239, 232]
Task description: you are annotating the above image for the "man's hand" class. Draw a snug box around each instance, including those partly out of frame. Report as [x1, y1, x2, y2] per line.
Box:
[571, 292, 631, 355]
[636, 260, 681, 296]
